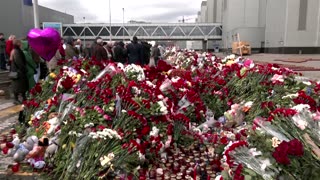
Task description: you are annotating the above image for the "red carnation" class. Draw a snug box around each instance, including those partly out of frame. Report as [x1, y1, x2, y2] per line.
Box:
[288, 139, 304, 156]
[61, 76, 75, 90]
[141, 126, 150, 136]
[272, 141, 290, 165]
[6, 142, 14, 148]
[97, 125, 106, 131]
[220, 136, 229, 145]
[272, 150, 290, 165]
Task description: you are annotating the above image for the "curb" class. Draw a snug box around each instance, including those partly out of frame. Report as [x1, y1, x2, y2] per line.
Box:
[0, 171, 43, 180]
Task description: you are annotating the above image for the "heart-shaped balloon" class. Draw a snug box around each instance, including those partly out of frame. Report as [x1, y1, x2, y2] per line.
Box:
[27, 28, 60, 61]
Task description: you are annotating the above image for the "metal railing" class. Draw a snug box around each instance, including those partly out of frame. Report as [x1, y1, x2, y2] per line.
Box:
[62, 23, 222, 40]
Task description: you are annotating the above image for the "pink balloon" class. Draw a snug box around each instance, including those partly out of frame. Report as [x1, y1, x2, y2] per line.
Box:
[27, 28, 60, 61]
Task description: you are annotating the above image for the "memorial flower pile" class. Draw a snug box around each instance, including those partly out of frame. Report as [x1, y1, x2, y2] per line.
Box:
[1, 50, 320, 179]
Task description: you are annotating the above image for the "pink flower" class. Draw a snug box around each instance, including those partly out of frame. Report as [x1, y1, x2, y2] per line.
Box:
[243, 59, 254, 68]
[271, 74, 284, 83]
[313, 111, 320, 121]
[103, 114, 111, 121]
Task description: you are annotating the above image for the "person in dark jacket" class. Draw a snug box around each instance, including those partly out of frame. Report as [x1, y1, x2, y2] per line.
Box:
[126, 36, 143, 65]
[141, 40, 152, 65]
[91, 37, 102, 60]
[65, 37, 78, 60]
[113, 41, 127, 64]
[11, 39, 29, 104]
[0, 33, 7, 70]
[151, 42, 161, 66]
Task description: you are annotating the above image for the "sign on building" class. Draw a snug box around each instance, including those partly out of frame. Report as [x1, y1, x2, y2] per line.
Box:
[42, 22, 63, 35]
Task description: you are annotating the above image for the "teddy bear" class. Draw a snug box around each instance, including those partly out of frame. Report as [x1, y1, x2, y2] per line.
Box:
[224, 104, 245, 128]
[45, 133, 60, 159]
[26, 136, 49, 169]
[45, 112, 60, 136]
[7, 135, 21, 156]
[12, 136, 38, 162]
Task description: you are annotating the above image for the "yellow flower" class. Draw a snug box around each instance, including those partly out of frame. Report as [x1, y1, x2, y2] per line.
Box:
[62, 144, 66, 149]
[99, 153, 115, 167]
[49, 73, 56, 79]
[272, 137, 281, 148]
[226, 60, 235, 66]
[70, 142, 75, 149]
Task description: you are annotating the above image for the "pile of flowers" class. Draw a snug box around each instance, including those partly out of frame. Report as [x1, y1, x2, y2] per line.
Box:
[1, 50, 320, 180]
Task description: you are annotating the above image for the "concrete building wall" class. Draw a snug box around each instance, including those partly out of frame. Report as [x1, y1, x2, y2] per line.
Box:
[0, 0, 25, 38]
[265, 0, 290, 48]
[285, 0, 319, 47]
[222, 0, 264, 48]
[259, 0, 267, 27]
[201, 1, 208, 23]
[216, 0, 223, 23]
[207, 0, 214, 23]
[0, 0, 74, 38]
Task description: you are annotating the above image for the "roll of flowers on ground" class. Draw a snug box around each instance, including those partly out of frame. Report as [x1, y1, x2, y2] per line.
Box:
[2, 51, 320, 180]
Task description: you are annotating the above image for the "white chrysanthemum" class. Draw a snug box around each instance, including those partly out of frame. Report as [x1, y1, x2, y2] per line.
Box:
[68, 131, 77, 136]
[302, 81, 312, 86]
[244, 101, 253, 108]
[84, 123, 94, 128]
[292, 104, 310, 112]
[149, 126, 160, 137]
[157, 101, 168, 115]
[171, 77, 181, 83]
[146, 81, 156, 88]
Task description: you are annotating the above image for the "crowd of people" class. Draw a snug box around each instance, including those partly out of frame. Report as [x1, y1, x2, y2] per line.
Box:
[0, 33, 165, 105]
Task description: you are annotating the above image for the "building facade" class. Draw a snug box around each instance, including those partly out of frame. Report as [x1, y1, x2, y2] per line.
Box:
[207, 0, 223, 23]
[222, 0, 266, 50]
[0, 0, 74, 38]
[200, 1, 208, 23]
[199, 0, 320, 53]
[265, 0, 320, 53]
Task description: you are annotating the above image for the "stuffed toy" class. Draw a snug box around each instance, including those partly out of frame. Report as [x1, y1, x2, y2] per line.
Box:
[45, 134, 59, 159]
[224, 104, 245, 128]
[7, 135, 20, 156]
[13, 136, 38, 162]
[46, 112, 60, 135]
[26, 136, 49, 169]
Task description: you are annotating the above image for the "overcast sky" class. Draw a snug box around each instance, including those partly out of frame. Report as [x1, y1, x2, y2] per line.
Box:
[39, 0, 203, 23]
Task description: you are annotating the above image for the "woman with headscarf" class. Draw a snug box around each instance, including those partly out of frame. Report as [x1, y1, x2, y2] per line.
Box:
[65, 37, 78, 60]
[10, 39, 28, 104]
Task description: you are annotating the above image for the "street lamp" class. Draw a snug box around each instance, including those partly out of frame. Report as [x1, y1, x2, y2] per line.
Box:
[109, 0, 112, 41]
[32, 0, 40, 28]
[122, 8, 125, 41]
[83, 17, 86, 49]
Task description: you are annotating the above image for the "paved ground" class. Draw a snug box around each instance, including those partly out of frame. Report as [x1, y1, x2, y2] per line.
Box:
[216, 53, 320, 80]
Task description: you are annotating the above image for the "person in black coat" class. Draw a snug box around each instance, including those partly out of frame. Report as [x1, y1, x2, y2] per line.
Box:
[141, 40, 152, 66]
[11, 39, 28, 104]
[126, 36, 143, 65]
[113, 41, 127, 64]
[151, 42, 161, 66]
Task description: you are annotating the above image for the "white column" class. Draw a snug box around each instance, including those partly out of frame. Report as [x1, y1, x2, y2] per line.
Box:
[33, 0, 40, 28]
